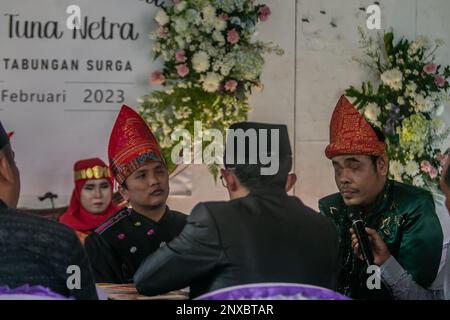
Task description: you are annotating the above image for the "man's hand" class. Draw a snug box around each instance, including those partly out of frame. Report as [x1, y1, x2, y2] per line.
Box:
[350, 227, 391, 266]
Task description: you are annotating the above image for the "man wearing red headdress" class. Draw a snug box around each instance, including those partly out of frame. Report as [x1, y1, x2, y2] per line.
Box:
[84, 105, 187, 284]
[319, 95, 443, 300]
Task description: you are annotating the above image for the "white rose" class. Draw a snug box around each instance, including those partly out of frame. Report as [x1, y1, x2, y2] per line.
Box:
[214, 18, 227, 31]
[174, 18, 188, 33]
[381, 68, 403, 91]
[363, 103, 381, 122]
[155, 10, 169, 26]
[212, 30, 225, 44]
[405, 161, 419, 177]
[192, 51, 210, 73]
[436, 103, 444, 116]
[175, 1, 187, 13]
[413, 175, 425, 187]
[220, 64, 232, 76]
[408, 43, 419, 55]
[389, 160, 404, 180]
[175, 36, 185, 48]
[415, 35, 430, 48]
[202, 5, 216, 24]
[397, 97, 405, 105]
[412, 94, 434, 113]
[432, 118, 445, 135]
[202, 72, 223, 92]
[406, 82, 417, 93]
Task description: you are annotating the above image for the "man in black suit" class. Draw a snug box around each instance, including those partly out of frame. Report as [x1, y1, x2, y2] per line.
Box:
[134, 122, 341, 298]
[0, 121, 98, 299]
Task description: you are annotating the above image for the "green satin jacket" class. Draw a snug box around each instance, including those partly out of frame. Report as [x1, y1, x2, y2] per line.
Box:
[319, 180, 443, 300]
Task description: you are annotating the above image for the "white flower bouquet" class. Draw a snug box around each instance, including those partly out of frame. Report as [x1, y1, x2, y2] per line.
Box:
[138, 0, 283, 177]
[346, 28, 450, 187]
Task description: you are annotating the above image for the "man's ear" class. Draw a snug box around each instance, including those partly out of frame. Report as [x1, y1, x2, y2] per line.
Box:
[221, 169, 239, 192]
[0, 150, 14, 184]
[377, 155, 389, 176]
[284, 173, 297, 193]
[118, 184, 129, 202]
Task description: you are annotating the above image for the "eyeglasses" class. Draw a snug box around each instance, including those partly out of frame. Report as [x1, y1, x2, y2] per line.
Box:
[220, 168, 235, 188]
[220, 175, 227, 188]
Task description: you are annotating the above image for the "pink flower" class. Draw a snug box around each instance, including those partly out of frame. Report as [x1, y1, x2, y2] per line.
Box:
[176, 64, 190, 77]
[175, 50, 187, 62]
[423, 63, 437, 74]
[224, 80, 238, 92]
[429, 166, 438, 179]
[149, 70, 165, 86]
[258, 5, 271, 22]
[420, 160, 432, 173]
[435, 75, 446, 87]
[227, 29, 240, 44]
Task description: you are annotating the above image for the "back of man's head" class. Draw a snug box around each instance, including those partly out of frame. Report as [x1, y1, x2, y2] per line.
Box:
[224, 122, 292, 191]
[0, 122, 20, 208]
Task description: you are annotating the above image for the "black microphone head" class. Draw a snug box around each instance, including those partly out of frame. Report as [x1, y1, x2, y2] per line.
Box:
[347, 205, 362, 221]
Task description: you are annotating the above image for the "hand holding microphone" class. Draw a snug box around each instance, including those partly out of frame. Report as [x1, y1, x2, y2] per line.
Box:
[348, 206, 374, 267]
[348, 207, 391, 266]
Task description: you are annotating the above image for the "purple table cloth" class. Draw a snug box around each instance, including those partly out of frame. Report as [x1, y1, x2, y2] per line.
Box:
[196, 283, 351, 300]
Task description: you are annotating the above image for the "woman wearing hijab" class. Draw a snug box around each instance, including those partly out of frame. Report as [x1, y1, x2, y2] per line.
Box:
[60, 158, 120, 244]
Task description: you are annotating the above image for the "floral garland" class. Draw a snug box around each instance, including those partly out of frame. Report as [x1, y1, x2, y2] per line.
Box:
[346, 28, 449, 188]
[138, 0, 283, 177]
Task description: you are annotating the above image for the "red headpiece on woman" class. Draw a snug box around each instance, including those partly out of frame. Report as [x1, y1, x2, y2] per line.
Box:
[59, 158, 119, 233]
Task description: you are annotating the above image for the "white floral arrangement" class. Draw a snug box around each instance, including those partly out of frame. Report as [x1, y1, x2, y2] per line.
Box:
[346, 29, 450, 188]
[138, 0, 283, 177]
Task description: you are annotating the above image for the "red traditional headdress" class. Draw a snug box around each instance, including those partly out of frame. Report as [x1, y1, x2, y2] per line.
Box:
[325, 95, 386, 159]
[108, 105, 164, 185]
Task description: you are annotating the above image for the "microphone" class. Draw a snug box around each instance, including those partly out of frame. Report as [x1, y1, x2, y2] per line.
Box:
[348, 206, 374, 267]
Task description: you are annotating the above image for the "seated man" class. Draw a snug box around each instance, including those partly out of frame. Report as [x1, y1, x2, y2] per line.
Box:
[134, 122, 341, 298]
[84, 105, 187, 283]
[351, 152, 450, 299]
[0, 122, 98, 300]
[319, 95, 443, 299]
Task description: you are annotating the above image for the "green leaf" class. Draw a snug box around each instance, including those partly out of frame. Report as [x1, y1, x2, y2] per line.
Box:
[384, 32, 394, 56]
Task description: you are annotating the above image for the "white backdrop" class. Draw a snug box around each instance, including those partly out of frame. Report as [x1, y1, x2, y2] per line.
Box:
[167, 0, 450, 213]
[0, 0, 449, 212]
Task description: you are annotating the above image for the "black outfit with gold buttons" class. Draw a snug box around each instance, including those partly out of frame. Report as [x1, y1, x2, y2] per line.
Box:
[85, 207, 186, 284]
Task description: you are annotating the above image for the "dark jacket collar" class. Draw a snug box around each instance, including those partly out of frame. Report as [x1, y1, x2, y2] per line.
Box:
[248, 186, 288, 198]
[131, 205, 172, 224]
[0, 198, 7, 209]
